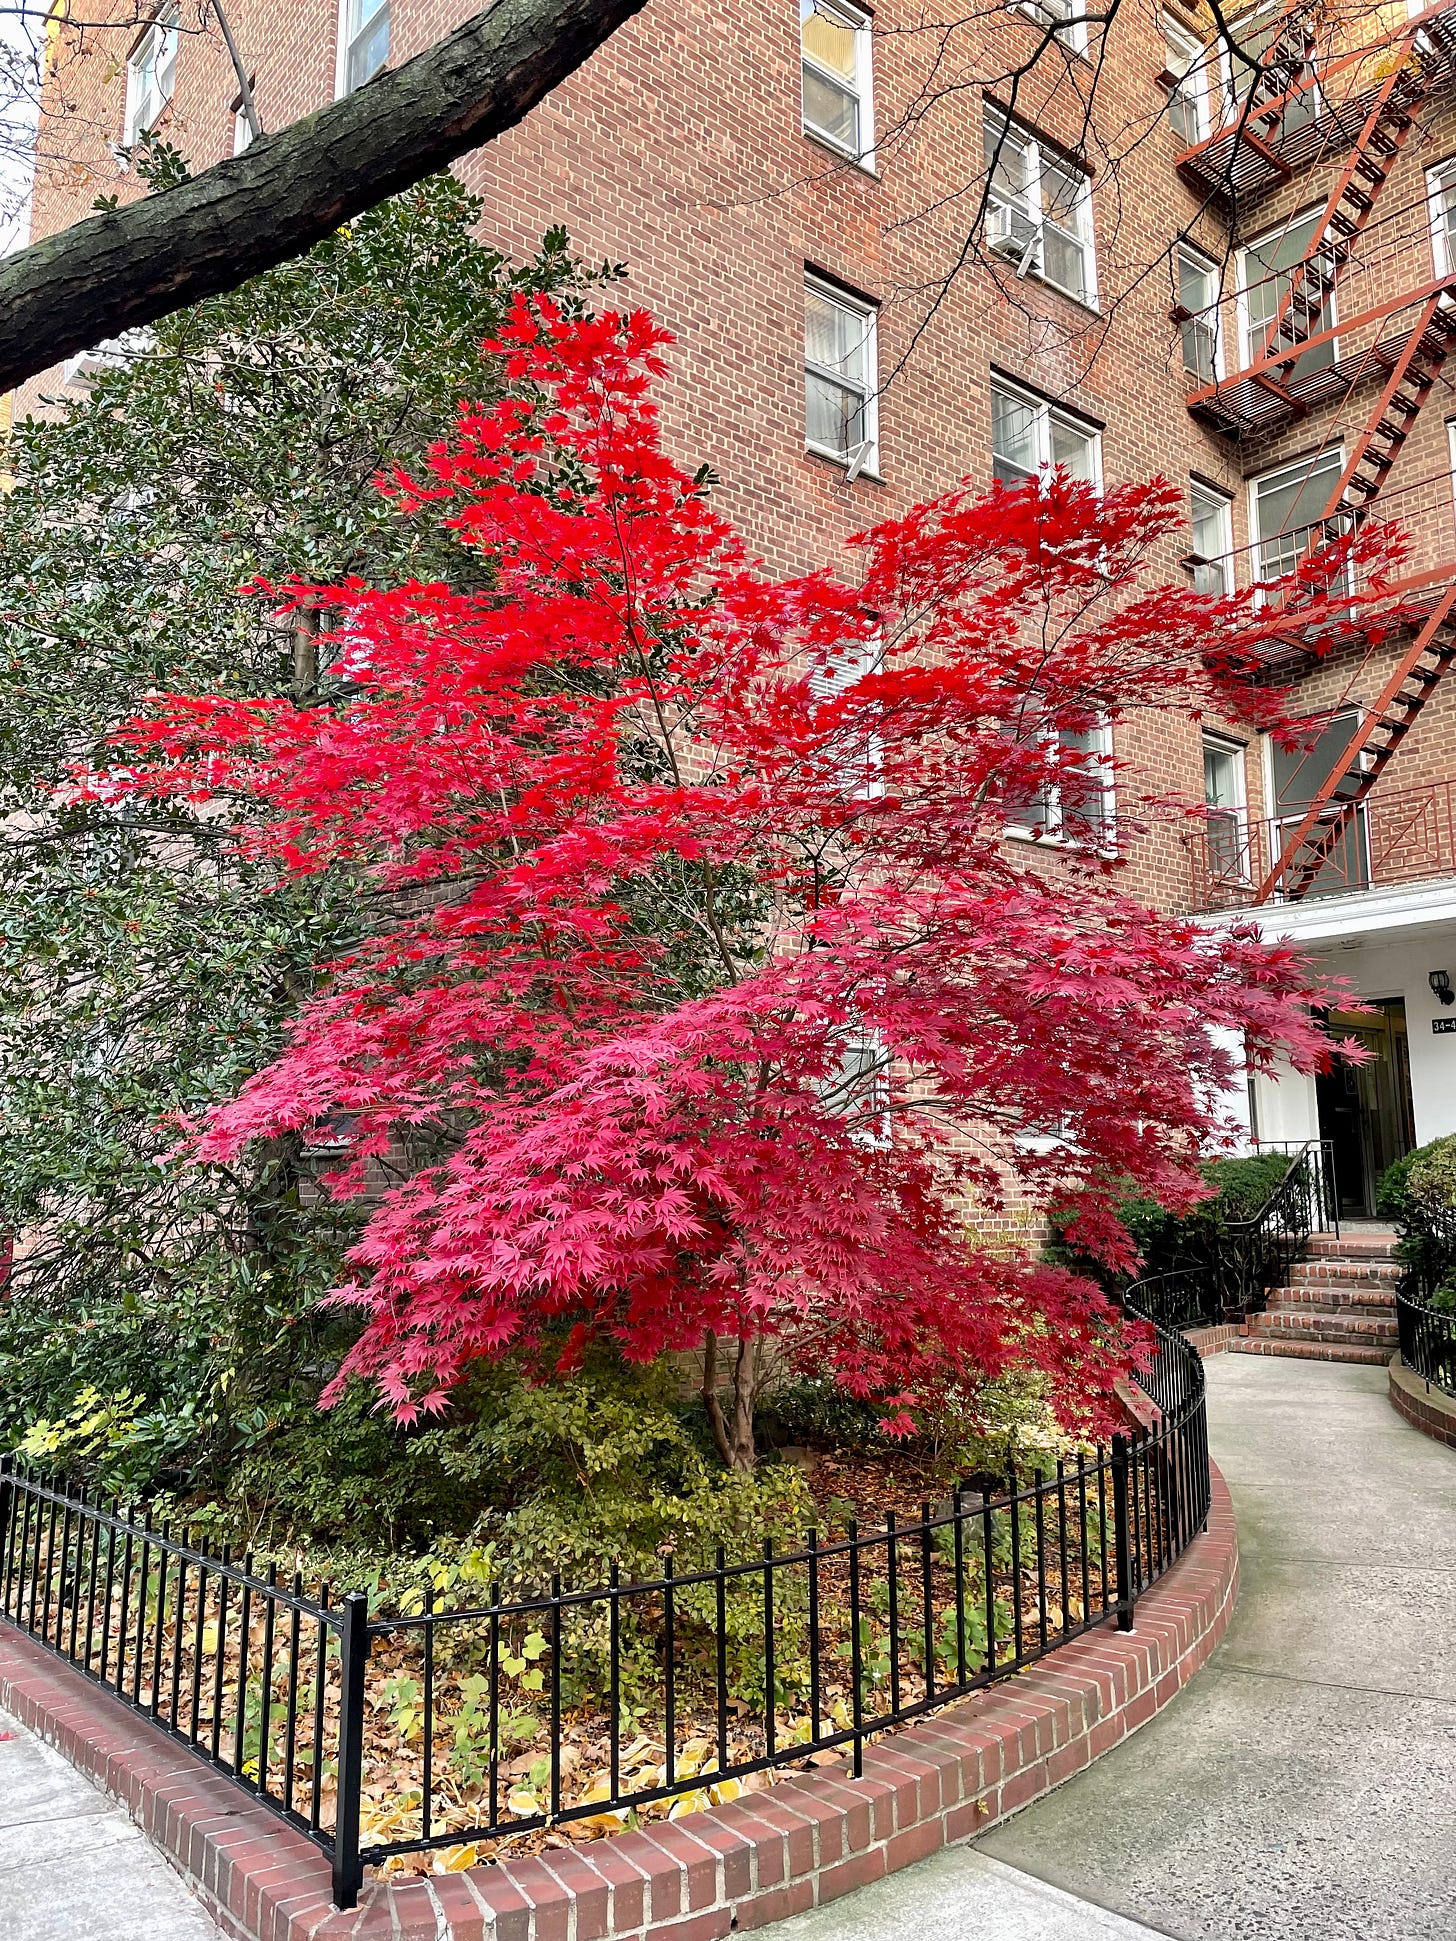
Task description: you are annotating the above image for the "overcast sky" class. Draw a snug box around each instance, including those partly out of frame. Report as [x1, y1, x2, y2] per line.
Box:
[0, 5, 41, 256]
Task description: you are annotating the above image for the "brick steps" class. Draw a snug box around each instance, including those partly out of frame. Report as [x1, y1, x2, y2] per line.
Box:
[1269, 1283, 1398, 1316]
[1246, 1311, 1398, 1349]
[1306, 1229, 1400, 1258]
[1230, 1337, 1393, 1367]
[1238, 1230, 1403, 1366]
[1287, 1259, 1402, 1290]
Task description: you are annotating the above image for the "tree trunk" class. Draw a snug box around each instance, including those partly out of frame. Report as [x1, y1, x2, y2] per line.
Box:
[292, 610, 320, 701]
[701, 1330, 760, 1471]
[0, 0, 648, 396]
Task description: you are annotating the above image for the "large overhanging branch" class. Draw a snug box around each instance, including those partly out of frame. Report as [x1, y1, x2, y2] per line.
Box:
[0, 0, 646, 396]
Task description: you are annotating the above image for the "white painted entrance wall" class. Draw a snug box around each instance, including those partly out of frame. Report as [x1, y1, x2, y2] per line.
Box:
[1249, 919, 1456, 1148]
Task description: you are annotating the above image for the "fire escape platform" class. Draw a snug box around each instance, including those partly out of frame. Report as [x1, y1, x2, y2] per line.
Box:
[1175, 2, 1456, 202]
[1186, 278, 1456, 437]
[1239, 564, 1456, 675]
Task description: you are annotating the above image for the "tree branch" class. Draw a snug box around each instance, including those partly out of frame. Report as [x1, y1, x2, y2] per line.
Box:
[0, 0, 646, 395]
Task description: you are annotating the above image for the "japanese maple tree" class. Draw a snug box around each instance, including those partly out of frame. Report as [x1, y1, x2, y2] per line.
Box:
[110, 299, 1352, 1467]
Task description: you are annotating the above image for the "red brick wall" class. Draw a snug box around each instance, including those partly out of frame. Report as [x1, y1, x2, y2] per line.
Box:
[24, 3, 1456, 912]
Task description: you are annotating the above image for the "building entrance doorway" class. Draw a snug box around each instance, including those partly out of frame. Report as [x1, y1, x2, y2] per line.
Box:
[1315, 999, 1416, 1216]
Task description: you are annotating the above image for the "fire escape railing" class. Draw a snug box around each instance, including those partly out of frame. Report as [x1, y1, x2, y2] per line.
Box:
[1176, 1, 1456, 906]
[1186, 774, 1456, 911]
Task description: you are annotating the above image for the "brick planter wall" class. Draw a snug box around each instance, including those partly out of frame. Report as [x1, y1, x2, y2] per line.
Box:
[0, 1467, 1236, 1941]
[1184, 1323, 1242, 1358]
[1388, 1353, 1456, 1450]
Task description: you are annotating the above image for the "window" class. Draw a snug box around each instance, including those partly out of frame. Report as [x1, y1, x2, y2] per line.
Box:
[1006, 717, 1114, 845]
[1269, 710, 1370, 895]
[822, 1027, 891, 1145]
[123, 6, 178, 145]
[1250, 447, 1346, 587]
[1019, 0, 1087, 56]
[339, 0, 389, 96]
[1164, 18, 1209, 145]
[1429, 159, 1456, 278]
[1189, 481, 1233, 594]
[1218, 5, 1318, 132]
[984, 108, 1096, 307]
[1239, 207, 1336, 375]
[801, 0, 873, 164]
[1202, 734, 1248, 881]
[1176, 244, 1222, 383]
[990, 375, 1100, 489]
[805, 276, 878, 473]
[810, 634, 883, 796]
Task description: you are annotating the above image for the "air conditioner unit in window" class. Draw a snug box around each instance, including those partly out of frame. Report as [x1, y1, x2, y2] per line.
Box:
[986, 202, 1040, 274]
[62, 338, 127, 387]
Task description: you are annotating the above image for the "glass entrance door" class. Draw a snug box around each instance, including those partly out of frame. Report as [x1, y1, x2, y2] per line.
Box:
[1315, 1000, 1416, 1217]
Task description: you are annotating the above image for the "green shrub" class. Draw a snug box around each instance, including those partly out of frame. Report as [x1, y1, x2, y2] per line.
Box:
[1058, 1152, 1292, 1284]
[1377, 1136, 1456, 1299]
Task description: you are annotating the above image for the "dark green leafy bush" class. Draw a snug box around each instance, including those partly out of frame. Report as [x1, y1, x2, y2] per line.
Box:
[1054, 1152, 1292, 1286]
[1377, 1135, 1456, 1306]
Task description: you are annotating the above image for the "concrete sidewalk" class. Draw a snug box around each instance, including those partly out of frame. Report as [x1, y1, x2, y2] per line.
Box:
[774, 1356, 1456, 1940]
[0, 1704, 219, 1941]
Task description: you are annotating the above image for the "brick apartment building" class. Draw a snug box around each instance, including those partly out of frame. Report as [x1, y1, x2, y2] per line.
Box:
[21, 0, 1456, 1217]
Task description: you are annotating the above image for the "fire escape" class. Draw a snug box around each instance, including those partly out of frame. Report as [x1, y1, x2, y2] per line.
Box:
[1177, 0, 1456, 904]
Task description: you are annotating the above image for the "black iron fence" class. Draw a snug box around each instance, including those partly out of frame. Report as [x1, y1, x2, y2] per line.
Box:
[0, 1480, 359, 1898]
[1396, 1288, 1456, 1398]
[1124, 1140, 1338, 1333]
[0, 1321, 1209, 1909]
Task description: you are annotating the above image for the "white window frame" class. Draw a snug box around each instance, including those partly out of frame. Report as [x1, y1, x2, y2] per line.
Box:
[800, 0, 875, 169]
[1237, 205, 1338, 372]
[1448, 420, 1456, 538]
[809, 634, 884, 798]
[1188, 479, 1234, 594]
[804, 273, 880, 477]
[1428, 158, 1456, 280]
[984, 107, 1098, 310]
[232, 100, 254, 156]
[1176, 242, 1223, 384]
[122, 5, 179, 146]
[1018, 0, 1088, 57]
[990, 373, 1102, 492]
[1202, 732, 1250, 884]
[1216, 3, 1318, 128]
[1248, 444, 1348, 595]
[1005, 716, 1115, 850]
[1163, 17, 1210, 145]
[1261, 708, 1372, 895]
[335, 0, 390, 99]
[62, 330, 150, 388]
[822, 1025, 892, 1147]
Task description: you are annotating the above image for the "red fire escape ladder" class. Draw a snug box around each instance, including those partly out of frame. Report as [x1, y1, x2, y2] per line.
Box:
[1252, 589, 1456, 902]
[1251, 293, 1456, 903]
[1255, 49, 1435, 374]
[1328, 289, 1456, 517]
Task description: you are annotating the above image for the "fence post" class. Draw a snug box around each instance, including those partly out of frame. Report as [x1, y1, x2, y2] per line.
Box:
[1111, 1435, 1135, 1632]
[331, 1591, 371, 1910]
[0, 1456, 12, 1611]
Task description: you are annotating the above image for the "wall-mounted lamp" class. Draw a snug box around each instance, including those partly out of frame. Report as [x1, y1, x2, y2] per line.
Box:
[1430, 970, 1455, 1007]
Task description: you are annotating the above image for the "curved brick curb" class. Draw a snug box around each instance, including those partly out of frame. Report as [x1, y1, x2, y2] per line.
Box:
[1389, 1353, 1456, 1450]
[0, 1467, 1236, 1941]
